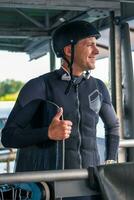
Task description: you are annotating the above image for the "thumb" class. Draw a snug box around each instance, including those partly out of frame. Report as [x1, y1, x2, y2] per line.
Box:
[54, 107, 63, 120]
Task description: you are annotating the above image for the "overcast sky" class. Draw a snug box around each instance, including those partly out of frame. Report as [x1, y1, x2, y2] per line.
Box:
[0, 51, 50, 82]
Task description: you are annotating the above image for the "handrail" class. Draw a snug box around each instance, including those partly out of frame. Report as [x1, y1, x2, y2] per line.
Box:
[0, 169, 89, 184]
[1, 139, 134, 163]
[0, 151, 16, 162]
[0, 149, 16, 162]
[119, 139, 134, 148]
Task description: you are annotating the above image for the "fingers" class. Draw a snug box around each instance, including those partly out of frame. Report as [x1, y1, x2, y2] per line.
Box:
[62, 122, 72, 131]
[48, 120, 72, 140]
[65, 133, 70, 139]
[61, 118, 73, 127]
[48, 107, 73, 140]
[53, 107, 63, 121]
[63, 123, 72, 139]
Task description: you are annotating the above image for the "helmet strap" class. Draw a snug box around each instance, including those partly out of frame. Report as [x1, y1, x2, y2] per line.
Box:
[64, 43, 74, 95]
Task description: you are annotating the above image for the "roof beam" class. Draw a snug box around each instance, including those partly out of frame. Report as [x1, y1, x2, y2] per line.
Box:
[121, 2, 134, 20]
[0, 0, 120, 11]
[0, 43, 24, 48]
[97, 43, 108, 50]
[0, 28, 50, 38]
[15, 8, 46, 29]
[130, 28, 134, 32]
[0, 36, 29, 39]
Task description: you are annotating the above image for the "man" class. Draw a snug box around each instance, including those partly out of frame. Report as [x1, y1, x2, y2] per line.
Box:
[1, 20, 119, 198]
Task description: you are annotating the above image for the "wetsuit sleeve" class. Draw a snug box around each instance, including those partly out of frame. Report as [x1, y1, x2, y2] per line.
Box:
[1, 77, 50, 148]
[97, 79, 120, 161]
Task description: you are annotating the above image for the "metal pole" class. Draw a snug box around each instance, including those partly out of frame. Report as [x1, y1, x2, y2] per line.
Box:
[119, 139, 134, 148]
[0, 151, 16, 162]
[114, 17, 126, 162]
[121, 22, 134, 161]
[0, 169, 89, 184]
[45, 11, 56, 72]
[49, 40, 56, 71]
[109, 11, 116, 110]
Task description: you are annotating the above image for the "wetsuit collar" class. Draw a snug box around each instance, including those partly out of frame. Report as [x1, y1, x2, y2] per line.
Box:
[56, 67, 91, 82]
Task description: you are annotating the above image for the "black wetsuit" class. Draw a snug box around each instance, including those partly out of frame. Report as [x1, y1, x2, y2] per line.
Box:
[2, 67, 119, 173]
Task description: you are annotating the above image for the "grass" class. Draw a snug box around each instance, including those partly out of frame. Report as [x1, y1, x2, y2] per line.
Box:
[0, 92, 19, 101]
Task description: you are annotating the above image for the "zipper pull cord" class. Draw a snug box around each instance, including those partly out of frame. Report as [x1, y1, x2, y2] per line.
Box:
[46, 100, 65, 170]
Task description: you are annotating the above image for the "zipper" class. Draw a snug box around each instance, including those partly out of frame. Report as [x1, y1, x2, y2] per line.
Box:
[75, 85, 82, 168]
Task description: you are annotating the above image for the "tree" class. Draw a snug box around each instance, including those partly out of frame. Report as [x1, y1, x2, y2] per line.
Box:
[0, 79, 24, 97]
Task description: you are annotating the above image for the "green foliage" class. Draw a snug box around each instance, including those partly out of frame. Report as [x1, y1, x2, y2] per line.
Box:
[0, 92, 19, 101]
[0, 79, 24, 98]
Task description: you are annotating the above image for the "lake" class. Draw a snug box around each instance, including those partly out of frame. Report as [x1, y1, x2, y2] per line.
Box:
[0, 101, 15, 118]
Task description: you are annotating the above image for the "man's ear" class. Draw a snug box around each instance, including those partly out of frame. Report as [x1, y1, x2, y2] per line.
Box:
[63, 45, 71, 57]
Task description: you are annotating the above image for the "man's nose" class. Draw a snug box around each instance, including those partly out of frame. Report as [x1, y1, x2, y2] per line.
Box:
[94, 46, 99, 55]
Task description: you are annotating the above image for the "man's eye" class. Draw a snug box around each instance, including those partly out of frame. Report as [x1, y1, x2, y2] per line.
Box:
[87, 44, 93, 47]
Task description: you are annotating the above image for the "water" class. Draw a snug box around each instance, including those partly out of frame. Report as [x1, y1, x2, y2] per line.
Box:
[0, 101, 15, 173]
[0, 101, 15, 118]
[0, 101, 15, 133]
[0, 101, 15, 144]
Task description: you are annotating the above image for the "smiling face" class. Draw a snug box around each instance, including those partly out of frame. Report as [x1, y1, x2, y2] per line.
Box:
[63, 37, 99, 76]
[73, 37, 99, 75]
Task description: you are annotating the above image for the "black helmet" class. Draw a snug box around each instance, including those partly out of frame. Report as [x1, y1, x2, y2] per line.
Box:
[52, 20, 101, 57]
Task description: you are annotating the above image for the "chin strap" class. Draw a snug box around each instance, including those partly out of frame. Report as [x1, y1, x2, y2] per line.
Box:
[62, 44, 75, 95]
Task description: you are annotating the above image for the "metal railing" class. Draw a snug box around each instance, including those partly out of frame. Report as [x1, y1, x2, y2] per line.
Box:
[0, 169, 99, 199]
[0, 169, 89, 184]
[1, 140, 134, 198]
[0, 149, 16, 162]
[119, 139, 134, 148]
[1, 139, 134, 163]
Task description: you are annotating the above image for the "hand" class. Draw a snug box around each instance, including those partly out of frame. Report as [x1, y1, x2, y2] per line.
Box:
[48, 107, 73, 140]
[105, 160, 117, 164]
